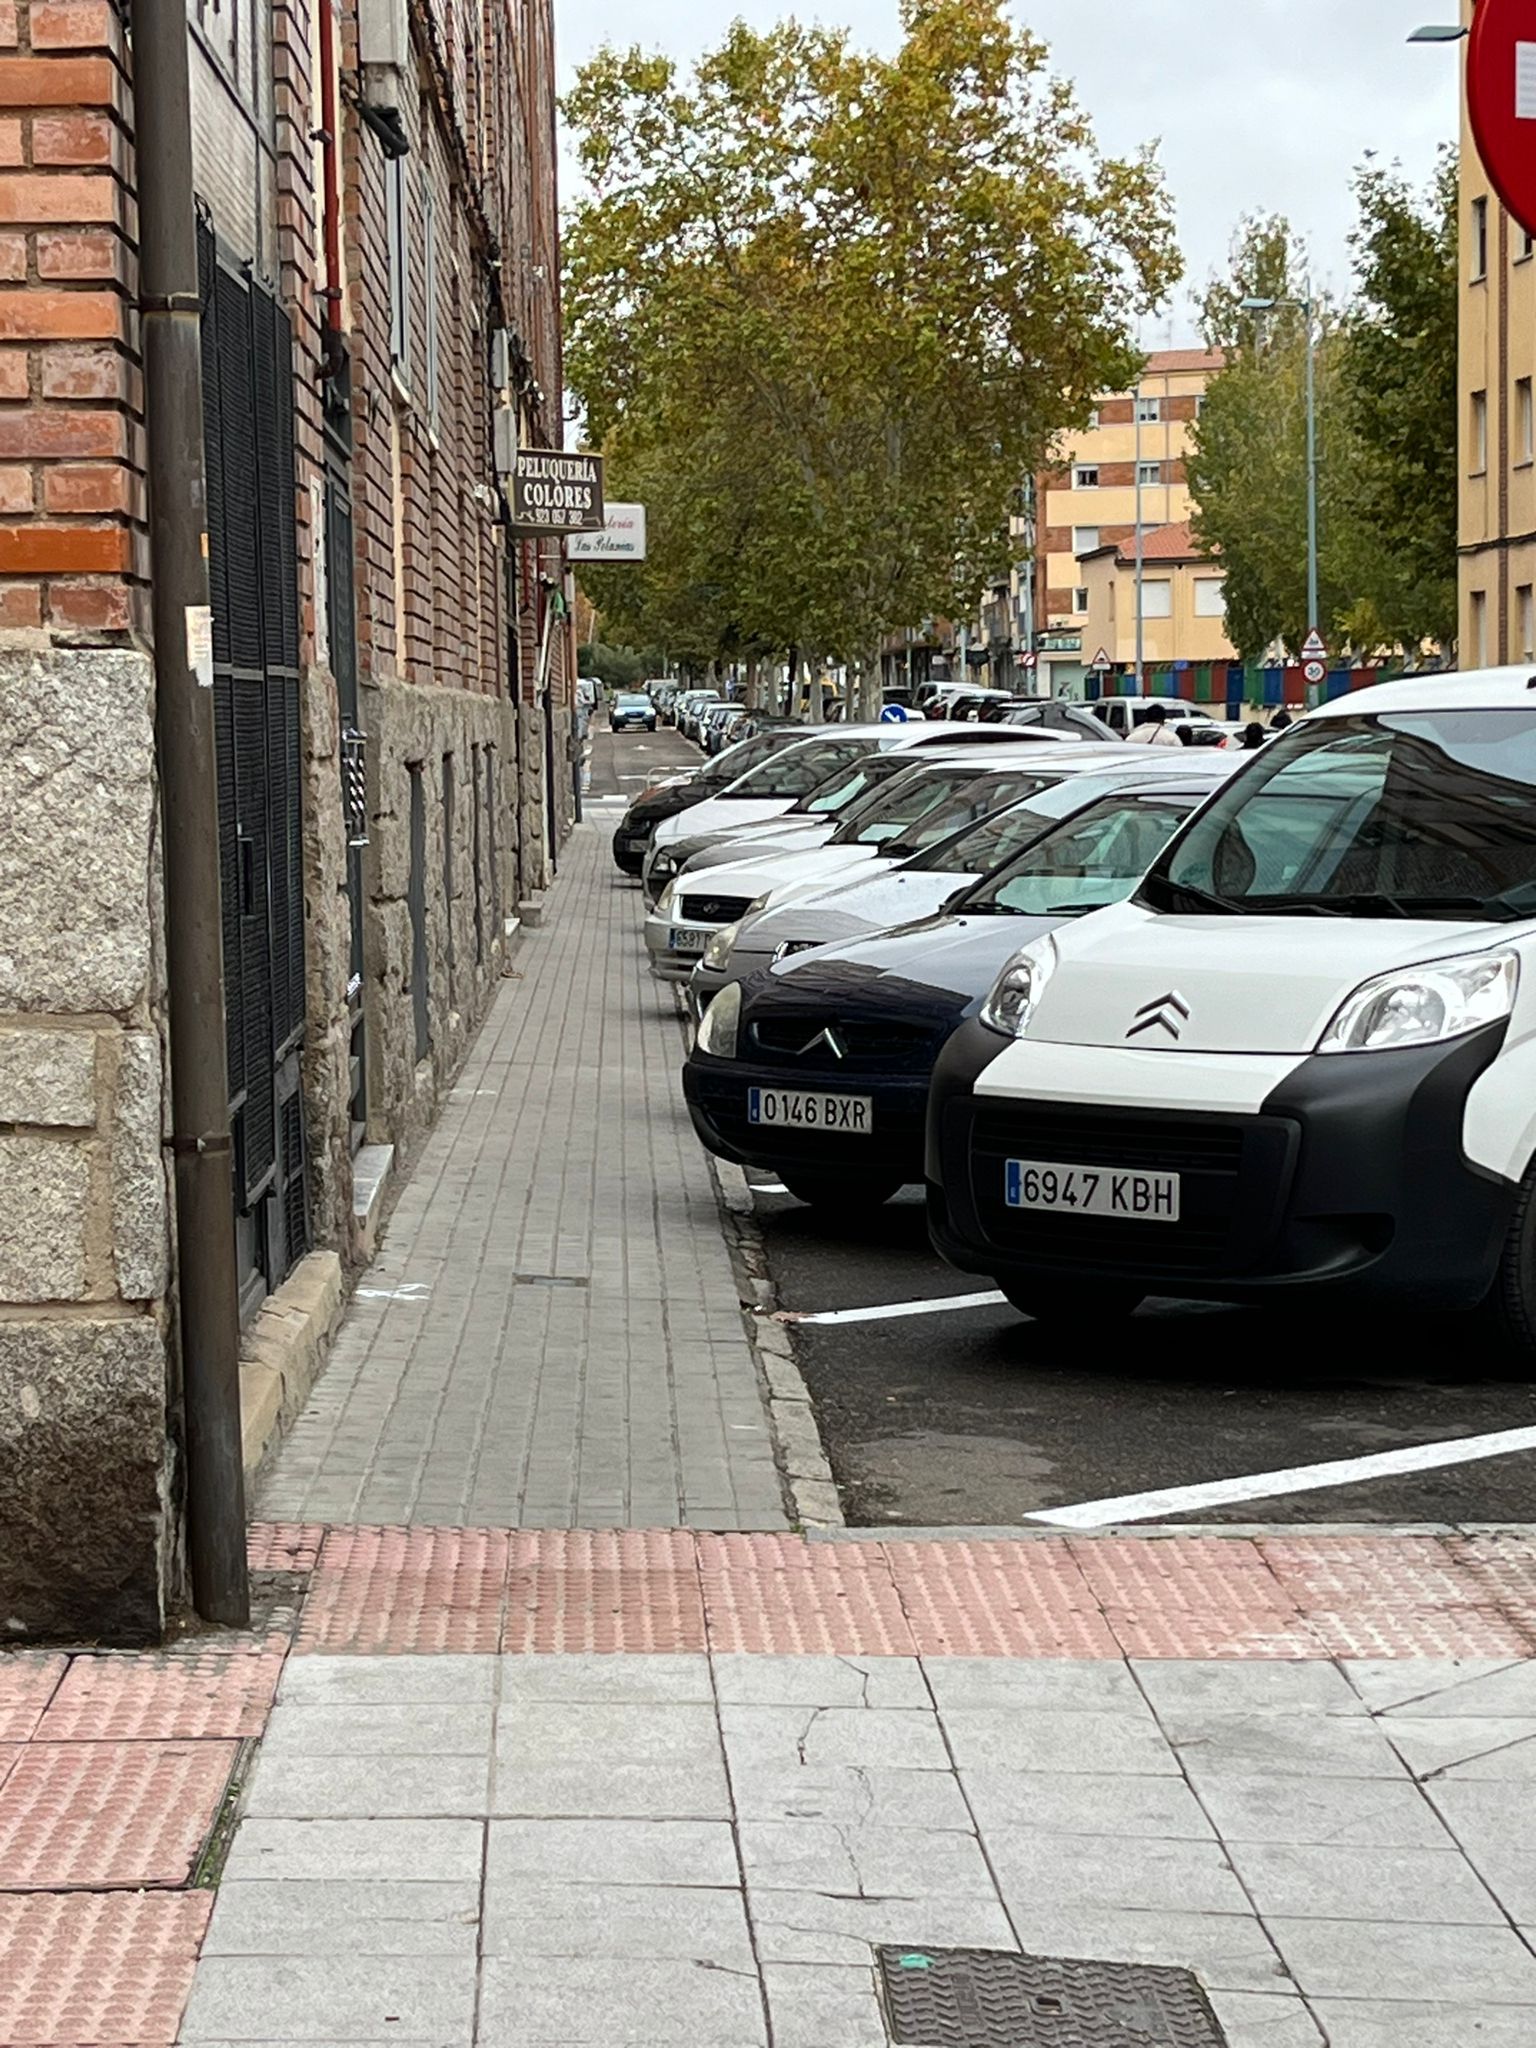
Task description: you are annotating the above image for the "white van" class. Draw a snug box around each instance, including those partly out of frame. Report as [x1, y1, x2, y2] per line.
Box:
[927, 666, 1536, 1344]
[1091, 694, 1240, 744]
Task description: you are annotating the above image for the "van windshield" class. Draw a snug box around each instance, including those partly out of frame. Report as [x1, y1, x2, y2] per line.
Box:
[1144, 709, 1536, 920]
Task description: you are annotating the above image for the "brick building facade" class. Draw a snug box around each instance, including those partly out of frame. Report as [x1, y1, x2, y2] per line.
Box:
[0, 0, 572, 1635]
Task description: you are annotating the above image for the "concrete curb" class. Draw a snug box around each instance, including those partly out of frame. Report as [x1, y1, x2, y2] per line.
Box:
[709, 1153, 846, 1531]
[237, 1249, 347, 1482]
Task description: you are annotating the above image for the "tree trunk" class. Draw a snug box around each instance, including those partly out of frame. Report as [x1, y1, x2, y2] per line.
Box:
[745, 655, 761, 710]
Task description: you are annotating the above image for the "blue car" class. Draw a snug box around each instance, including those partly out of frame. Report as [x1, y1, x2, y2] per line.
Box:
[683, 767, 1229, 1209]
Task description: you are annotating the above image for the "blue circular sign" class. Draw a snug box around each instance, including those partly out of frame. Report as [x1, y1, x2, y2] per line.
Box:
[880, 702, 911, 723]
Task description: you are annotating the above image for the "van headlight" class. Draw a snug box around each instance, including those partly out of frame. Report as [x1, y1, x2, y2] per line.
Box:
[651, 849, 680, 885]
[703, 922, 739, 970]
[656, 879, 679, 916]
[696, 981, 742, 1058]
[980, 937, 1058, 1039]
[1317, 951, 1519, 1053]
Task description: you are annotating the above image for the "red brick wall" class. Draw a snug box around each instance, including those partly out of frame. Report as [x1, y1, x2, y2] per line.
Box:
[0, 0, 142, 637]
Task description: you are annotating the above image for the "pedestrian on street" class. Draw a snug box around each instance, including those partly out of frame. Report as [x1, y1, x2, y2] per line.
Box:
[1272, 708, 1293, 731]
[1128, 701, 1180, 747]
[1241, 721, 1266, 750]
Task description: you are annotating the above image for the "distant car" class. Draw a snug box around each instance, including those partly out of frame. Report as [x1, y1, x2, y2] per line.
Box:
[995, 698, 1121, 743]
[677, 690, 724, 742]
[610, 692, 657, 732]
[610, 726, 826, 876]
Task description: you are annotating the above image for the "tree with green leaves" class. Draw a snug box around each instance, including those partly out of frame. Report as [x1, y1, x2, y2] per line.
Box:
[562, 0, 1180, 712]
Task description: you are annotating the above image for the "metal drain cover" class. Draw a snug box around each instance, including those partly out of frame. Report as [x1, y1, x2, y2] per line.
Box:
[877, 1946, 1227, 2047]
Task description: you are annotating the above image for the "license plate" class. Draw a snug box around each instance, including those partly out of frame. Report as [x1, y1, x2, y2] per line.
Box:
[669, 927, 711, 954]
[748, 1088, 873, 1134]
[1005, 1158, 1180, 1222]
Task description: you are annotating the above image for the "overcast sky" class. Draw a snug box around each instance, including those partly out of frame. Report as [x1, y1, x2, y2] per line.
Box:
[553, 0, 1460, 340]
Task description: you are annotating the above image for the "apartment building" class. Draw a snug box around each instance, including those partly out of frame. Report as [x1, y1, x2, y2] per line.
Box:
[1032, 348, 1226, 695]
[1458, 42, 1536, 667]
[1077, 522, 1233, 672]
[0, 0, 571, 1635]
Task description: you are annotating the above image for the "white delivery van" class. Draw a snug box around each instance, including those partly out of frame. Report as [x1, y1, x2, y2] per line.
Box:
[926, 666, 1536, 1342]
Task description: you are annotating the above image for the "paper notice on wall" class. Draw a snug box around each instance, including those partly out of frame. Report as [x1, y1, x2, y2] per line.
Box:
[185, 604, 214, 690]
[1518, 42, 1536, 120]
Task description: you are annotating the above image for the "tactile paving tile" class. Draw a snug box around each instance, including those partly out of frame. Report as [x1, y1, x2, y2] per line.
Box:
[1257, 1536, 1536, 1659]
[0, 1889, 211, 2046]
[505, 1566, 707, 1652]
[0, 1742, 21, 1794]
[510, 1528, 701, 1571]
[0, 1739, 237, 1888]
[696, 1532, 894, 1573]
[1440, 1534, 1536, 1634]
[246, 1520, 325, 1573]
[34, 1645, 285, 1742]
[878, 1944, 1226, 2048]
[294, 1525, 510, 1654]
[1069, 1536, 1299, 1613]
[1300, 1603, 1535, 1660]
[701, 1549, 916, 1655]
[883, 1540, 1119, 1659]
[0, 1654, 67, 1742]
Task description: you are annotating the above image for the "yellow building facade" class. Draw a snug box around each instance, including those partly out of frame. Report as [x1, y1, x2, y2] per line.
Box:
[1078, 524, 1234, 672]
[1459, 18, 1536, 666]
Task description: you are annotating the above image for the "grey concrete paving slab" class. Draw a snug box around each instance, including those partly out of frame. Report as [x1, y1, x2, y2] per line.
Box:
[276, 1655, 498, 1703]
[1382, 1716, 1536, 1778]
[985, 1829, 1251, 1916]
[737, 1818, 995, 1897]
[1204, 1989, 1325, 2047]
[745, 1887, 1018, 1966]
[1224, 1840, 1504, 1924]
[1165, 1712, 1408, 1778]
[1269, 1917, 1536, 2003]
[221, 1818, 486, 1885]
[1191, 1773, 1457, 1848]
[1310, 2000, 1536, 2045]
[1132, 1659, 1366, 1717]
[760, 1962, 887, 2048]
[242, 1752, 493, 1820]
[1342, 1658, 1527, 1715]
[921, 1656, 1144, 1713]
[476, 1954, 767, 2045]
[480, 1881, 754, 1966]
[256, 821, 786, 1531]
[959, 1768, 1216, 1839]
[497, 1654, 714, 1703]
[180, 1956, 477, 2042]
[999, 1903, 1290, 1995]
[720, 1703, 951, 1771]
[261, 1703, 496, 1756]
[725, 1761, 973, 1830]
[711, 1653, 929, 1709]
[939, 1705, 1179, 1775]
[486, 1817, 739, 1888]
[490, 1756, 732, 1820]
[493, 1700, 723, 1767]
[201, 1879, 481, 1956]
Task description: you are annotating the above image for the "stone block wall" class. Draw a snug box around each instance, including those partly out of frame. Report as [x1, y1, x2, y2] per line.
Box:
[0, 645, 173, 1640]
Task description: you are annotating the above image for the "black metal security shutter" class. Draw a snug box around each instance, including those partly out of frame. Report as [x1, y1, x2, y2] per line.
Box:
[255, 293, 305, 1057]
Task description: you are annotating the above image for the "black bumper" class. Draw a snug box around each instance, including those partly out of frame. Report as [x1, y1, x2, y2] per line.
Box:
[684, 1054, 928, 1180]
[612, 826, 649, 875]
[926, 1017, 1516, 1311]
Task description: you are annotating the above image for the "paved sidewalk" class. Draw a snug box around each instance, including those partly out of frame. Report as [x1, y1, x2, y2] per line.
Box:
[258, 812, 785, 1531]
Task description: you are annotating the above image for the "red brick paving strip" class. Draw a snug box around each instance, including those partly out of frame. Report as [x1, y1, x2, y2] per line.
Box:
[0, 1657, 66, 1742]
[0, 1890, 210, 2046]
[0, 1739, 238, 1888]
[34, 1646, 285, 1742]
[246, 1520, 325, 1573]
[293, 1524, 511, 1654]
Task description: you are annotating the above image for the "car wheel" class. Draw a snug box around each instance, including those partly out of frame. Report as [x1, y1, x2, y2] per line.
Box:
[778, 1168, 905, 1210]
[997, 1279, 1145, 1326]
[1479, 1159, 1536, 1353]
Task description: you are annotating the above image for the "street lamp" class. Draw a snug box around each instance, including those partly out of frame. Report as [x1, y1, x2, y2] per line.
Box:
[1243, 293, 1319, 647]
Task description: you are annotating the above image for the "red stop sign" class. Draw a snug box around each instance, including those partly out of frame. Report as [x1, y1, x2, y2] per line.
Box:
[1468, 0, 1536, 238]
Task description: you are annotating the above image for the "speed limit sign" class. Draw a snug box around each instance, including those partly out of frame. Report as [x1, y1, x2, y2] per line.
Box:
[1303, 659, 1326, 685]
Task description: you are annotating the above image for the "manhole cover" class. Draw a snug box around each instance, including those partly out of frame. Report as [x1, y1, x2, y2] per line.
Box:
[877, 1947, 1227, 2048]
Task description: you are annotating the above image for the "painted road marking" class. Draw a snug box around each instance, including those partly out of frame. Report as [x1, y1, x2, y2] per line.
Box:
[1026, 1424, 1536, 1530]
[776, 1290, 1007, 1326]
[750, 1181, 790, 1196]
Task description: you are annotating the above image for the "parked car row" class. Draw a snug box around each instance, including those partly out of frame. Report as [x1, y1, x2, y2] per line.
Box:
[618, 665, 1536, 1350]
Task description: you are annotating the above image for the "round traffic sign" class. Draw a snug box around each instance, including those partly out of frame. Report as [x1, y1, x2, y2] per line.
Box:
[879, 702, 911, 723]
[1468, 0, 1536, 240]
[1303, 659, 1326, 685]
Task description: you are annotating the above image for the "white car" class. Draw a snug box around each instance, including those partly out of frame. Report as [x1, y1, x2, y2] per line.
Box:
[928, 665, 1536, 1342]
[1092, 695, 1242, 745]
[644, 747, 1098, 982]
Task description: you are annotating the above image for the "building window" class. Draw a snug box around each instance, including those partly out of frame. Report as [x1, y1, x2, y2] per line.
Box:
[1072, 587, 1089, 615]
[1470, 589, 1488, 669]
[1139, 580, 1173, 619]
[1137, 461, 1162, 487]
[1194, 577, 1227, 618]
[1073, 465, 1099, 489]
[1470, 389, 1489, 475]
[423, 183, 440, 429]
[1520, 586, 1536, 661]
[1194, 394, 1207, 416]
[1085, 408, 1100, 430]
[1072, 526, 1099, 556]
[1135, 396, 1161, 424]
[387, 157, 410, 378]
[1472, 196, 1489, 282]
[1520, 227, 1536, 263]
[1518, 378, 1534, 467]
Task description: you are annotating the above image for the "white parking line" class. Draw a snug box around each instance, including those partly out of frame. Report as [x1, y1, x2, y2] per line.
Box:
[777, 1290, 1007, 1326]
[749, 1180, 789, 1196]
[1025, 1425, 1536, 1530]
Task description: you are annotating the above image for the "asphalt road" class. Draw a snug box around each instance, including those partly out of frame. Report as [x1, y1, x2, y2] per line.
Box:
[594, 721, 1536, 1531]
